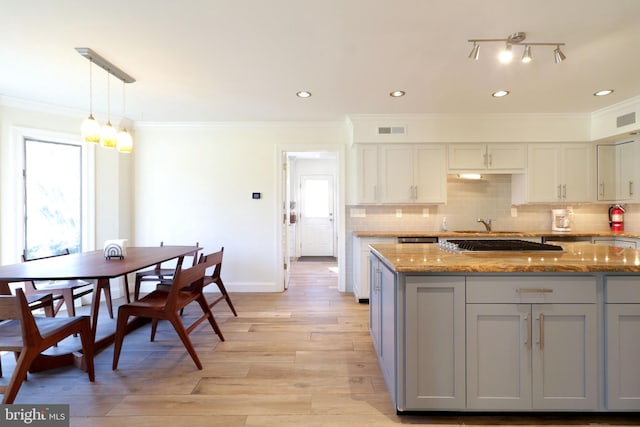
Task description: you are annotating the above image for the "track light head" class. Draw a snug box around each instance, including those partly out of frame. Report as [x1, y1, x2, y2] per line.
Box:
[521, 45, 532, 63]
[498, 43, 513, 63]
[468, 42, 480, 60]
[554, 45, 566, 63]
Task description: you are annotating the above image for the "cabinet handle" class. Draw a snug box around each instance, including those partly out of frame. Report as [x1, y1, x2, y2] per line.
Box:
[600, 182, 604, 198]
[562, 184, 567, 199]
[488, 153, 492, 167]
[630, 181, 634, 196]
[525, 314, 532, 350]
[557, 185, 562, 199]
[413, 185, 418, 199]
[539, 313, 545, 351]
[483, 152, 488, 167]
[516, 288, 554, 294]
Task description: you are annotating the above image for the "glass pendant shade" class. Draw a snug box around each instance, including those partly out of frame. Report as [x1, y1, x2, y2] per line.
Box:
[116, 129, 133, 153]
[81, 114, 101, 143]
[100, 121, 117, 148]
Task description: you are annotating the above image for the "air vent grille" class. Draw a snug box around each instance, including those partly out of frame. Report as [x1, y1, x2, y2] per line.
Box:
[377, 126, 406, 135]
[617, 112, 636, 128]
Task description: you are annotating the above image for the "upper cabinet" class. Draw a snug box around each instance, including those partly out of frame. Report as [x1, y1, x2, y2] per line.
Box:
[596, 140, 638, 202]
[448, 144, 526, 173]
[354, 143, 447, 204]
[512, 143, 593, 204]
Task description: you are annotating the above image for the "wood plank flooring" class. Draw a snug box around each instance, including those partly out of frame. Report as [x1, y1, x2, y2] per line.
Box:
[1, 261, 638, 426]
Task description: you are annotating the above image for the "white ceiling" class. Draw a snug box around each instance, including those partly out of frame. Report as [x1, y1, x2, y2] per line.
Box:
[1, 0, 640, 123]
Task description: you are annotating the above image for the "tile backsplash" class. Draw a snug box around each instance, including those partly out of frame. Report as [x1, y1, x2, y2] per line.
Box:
[347, 175, 639, 234]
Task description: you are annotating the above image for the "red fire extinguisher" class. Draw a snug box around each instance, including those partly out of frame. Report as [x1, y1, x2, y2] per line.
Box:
[608, 204, 625, 232]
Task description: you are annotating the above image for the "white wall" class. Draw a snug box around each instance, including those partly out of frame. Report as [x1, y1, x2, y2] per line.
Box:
[131, 122, 349, 292]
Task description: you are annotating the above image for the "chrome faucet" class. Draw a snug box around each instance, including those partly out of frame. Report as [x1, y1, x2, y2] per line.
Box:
[477, 218, 492, 231]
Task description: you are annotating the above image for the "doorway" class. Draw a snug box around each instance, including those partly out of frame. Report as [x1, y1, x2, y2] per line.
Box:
[279, 149, 343, 292]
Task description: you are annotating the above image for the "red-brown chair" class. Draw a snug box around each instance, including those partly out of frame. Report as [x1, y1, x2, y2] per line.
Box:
[0, 289, 95, 403]
[112, 256, 224, 371]
[200, 247, 237, 316]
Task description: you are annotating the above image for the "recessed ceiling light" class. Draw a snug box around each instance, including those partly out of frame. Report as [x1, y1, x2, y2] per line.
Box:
[594, 89, 614, 96]
[296, 91, 312, 98]
[492, 90, 510, 97]
[390, 90, 406, 97]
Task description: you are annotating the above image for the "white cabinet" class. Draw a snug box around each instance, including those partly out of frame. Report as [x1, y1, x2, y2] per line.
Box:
[466, 276, 598, 411]
[605, 276, 640, 410]
[352, 236, 395, 301]
[380, 144, 446, 204]
[448, 143, 525, 172]
[404, 276, 466, 410]
[597, 140, 639, 202]
[513, 143, 593, 203]
[355, 144, 379, 204]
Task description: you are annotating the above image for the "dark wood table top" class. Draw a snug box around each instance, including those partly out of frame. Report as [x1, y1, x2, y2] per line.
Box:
[0, 246, 199, 282]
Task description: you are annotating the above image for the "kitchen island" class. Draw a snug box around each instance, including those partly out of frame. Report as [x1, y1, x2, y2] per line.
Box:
[368, 242, 640, 413]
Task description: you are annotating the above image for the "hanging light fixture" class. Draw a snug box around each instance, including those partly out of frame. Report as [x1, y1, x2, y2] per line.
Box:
[117, 80, 133, 153]
[100, 71, 117, 148]
[80, 57, 101, 143]
[467, 32, 566, 64]
[76, 48, 135, 152]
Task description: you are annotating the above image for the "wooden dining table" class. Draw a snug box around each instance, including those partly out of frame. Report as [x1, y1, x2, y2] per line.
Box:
[0, 245, 199, 372]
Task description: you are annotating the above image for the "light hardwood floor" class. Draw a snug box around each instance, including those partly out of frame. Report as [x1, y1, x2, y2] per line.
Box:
[2, 261, 638, 426]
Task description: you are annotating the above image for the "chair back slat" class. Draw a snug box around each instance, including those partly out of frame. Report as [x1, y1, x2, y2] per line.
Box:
[164, 261, 207, 312]
[0, 289, 42, 346]
[0, 294, 21, 320]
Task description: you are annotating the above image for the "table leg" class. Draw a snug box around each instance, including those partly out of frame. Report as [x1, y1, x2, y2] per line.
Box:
[90, 278, 107, 340]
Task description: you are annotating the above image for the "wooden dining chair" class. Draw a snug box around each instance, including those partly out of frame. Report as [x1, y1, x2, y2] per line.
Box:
[22, 249, 114, 318]
[0, 289, 95, 404]
[200, 247, 237, 316]
[130, 242, 199, 301]
[112, 257, 224, 371]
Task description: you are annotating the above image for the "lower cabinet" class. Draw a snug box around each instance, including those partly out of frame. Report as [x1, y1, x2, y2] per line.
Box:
[466, 303, 598, 410]
[605, 276, 640, 410]
[353, 236, 395, 301]
[404, 276, 466, 410]
[369, 255, 397, 403]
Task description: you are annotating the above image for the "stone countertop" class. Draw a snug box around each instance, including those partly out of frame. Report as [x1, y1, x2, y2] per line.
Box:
[369, 242, 640, 273]
[354, 230, 640, 239]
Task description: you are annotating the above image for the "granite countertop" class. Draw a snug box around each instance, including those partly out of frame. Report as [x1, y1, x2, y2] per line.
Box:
[354, 230, 640, 239]
[369, 242, 640, 273]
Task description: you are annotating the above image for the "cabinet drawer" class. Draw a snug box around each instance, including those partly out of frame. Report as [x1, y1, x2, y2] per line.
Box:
[605, 276, 640, 303]
[466, 276, 597, 304]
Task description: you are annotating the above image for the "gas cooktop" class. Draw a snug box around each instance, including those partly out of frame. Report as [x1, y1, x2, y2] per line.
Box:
[440, 239, 563, 252]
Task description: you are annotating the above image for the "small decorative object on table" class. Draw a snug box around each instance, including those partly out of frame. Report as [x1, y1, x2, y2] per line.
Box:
[104, 239, 128, 259]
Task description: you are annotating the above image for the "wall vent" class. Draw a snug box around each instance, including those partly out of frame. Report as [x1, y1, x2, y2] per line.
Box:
[616, 112, 636, 128]
[377, 126, 406, 135]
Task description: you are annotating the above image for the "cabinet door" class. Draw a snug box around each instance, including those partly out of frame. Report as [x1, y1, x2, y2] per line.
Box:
[466, 304, 532, 410]
[379, 261, 397, 401]
[562, 144, 593, 202]
[487, 144, 526, 170]
[606, 303, 640, 410]
[355, 144, 379, 203]
[448, 144, 486, 170]
[532, 304, 598, 410]
[527, 144, 561, 202]
[414, 144, 446, 203]
[369, 256, 381, 355]
[618, 141, 638, 201]
[380, 145, 414, 203]
[597, 144, 617, 201]
[405, 277, 465, 409]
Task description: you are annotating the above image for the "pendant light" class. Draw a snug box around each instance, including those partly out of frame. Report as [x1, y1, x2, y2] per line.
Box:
[100, 71, 117, 148]
[117, 80, 133, 153]
[81, 57, 101, 143]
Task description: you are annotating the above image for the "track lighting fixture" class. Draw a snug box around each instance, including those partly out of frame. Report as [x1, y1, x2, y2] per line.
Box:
[467, 32, 566, 64]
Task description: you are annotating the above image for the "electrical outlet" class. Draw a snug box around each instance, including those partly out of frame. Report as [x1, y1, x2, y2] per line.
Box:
[422, 208, 430, 217]
[511, 207, 518, 217]
[396, 209, 402, 218]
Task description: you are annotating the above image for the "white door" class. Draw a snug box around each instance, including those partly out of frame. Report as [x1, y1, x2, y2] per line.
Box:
[281, 154, 290, 289]
[299, 175, 334, 256]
